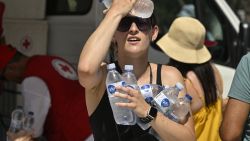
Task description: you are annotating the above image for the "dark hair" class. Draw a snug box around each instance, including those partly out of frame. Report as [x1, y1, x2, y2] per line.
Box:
[168, 59, 218, 107]
[150, 13, 157, 26]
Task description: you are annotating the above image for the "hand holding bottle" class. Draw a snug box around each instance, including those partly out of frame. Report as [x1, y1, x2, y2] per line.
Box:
[114, 86, 150, 119]
[6, 130, 33, 141]
[102, 0, 139, 18]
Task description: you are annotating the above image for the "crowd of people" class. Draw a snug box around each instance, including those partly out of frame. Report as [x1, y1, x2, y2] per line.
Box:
[1, 0, 250, 141]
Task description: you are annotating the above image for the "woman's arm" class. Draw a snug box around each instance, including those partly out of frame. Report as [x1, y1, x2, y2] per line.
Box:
[77, 0, 137, 90]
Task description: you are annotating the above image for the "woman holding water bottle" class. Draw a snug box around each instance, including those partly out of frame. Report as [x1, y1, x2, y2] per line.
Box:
[78, 0, 195, 140]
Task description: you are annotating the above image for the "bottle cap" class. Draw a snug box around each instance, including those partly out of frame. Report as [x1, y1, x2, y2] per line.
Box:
[124, 65, 133, 71]
[107, 63, 116, 69]
[185, 94, 192, 101]
[28, 111, 34, 116]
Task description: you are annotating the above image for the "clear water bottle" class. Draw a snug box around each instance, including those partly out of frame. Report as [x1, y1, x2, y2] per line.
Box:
[140, 84, 164, 106]
[106, 63, 135, 125]
[168, 94, 192, 123]
[23, 111, 35, 133]
[122, 65, 139, 90]
[8, 106, 25, 133]
[121, 64, 138, 125]
[101, 0, 154, 18]
[136, 84, 163, 130]
[153, 82, 184, 115]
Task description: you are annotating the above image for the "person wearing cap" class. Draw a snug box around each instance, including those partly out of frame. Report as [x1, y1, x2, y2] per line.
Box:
[0, 45, 92, 141]
[220, 53, 250, 141]
[78, 0, 196, 141]
[157, 17, 224, 141]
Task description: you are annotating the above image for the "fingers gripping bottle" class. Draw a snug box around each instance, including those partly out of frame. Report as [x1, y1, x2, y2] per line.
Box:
[8, 106, 25, 133]
[106, 63, 135, 125]
[137, 84, 164, 130]
[153, 82, 184, 115]
[101, 0, 154, 18]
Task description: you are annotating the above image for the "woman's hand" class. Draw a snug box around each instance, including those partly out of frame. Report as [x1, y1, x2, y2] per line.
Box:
[7, 130, 33, 141]
[114, 86, 150, 118]
[106, 0, 138, 17]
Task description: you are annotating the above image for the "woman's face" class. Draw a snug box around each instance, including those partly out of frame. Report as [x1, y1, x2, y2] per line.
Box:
[114, 16, 158, 57]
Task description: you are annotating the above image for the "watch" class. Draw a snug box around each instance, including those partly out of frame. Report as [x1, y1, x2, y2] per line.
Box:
[139, 106, 158, 124]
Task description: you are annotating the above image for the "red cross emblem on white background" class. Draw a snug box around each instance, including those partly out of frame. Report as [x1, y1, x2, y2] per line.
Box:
[20, 35, 32, 52]
[52, 59, 78, 80]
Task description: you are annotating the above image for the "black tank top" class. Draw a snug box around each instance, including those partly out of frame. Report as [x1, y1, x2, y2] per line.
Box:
[90, 63, 162, 141]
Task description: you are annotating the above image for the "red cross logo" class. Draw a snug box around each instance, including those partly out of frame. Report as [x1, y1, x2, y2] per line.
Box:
[59, 63, 73, 74]
[20, 36, 32, 52]
[52, 59, 78, 80]
[22, 39, 30, 49]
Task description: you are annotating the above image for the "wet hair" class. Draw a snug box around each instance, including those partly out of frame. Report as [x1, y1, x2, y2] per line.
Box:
[168, 59, 218, 107]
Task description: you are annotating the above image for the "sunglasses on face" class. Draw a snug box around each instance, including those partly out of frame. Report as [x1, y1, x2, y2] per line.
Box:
[117, 16, 152, 32]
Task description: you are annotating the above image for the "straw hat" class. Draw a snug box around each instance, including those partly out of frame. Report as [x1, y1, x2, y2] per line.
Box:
[157, 17, 211, 64]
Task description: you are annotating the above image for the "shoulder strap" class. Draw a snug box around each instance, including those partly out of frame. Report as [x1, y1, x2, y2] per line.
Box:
[114, 61, 122, 73]
[156, 64, 162, 85]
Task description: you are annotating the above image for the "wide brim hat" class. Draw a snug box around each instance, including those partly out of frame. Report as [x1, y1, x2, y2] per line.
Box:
[157, 17, 211, 64]
[0, 44, 17, 70]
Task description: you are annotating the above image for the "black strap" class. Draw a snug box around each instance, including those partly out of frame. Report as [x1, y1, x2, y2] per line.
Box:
[115, 61, 122, 74]
[156, 64, 162, 85]
[149, 63, 153, 84]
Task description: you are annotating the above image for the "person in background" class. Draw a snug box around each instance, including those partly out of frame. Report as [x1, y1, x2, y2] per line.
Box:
[157, 17, 224, 141]
[0, 1, 92, 140]
[7, 131, 33, 141]
[220, 53, 250, 141]
[77, 0, 196, 140]
[0, 44, 92, 141]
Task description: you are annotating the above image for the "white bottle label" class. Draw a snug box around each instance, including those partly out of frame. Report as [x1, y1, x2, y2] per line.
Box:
[107, 81, 126, 96]
[140, 84, 154, 103]
[154, 92, 170, 108]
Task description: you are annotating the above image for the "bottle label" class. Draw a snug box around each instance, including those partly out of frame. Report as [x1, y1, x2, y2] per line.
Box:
[154, 92, 171, 114]
[140, 84, 155, 104]
[107, 81, 126, 96]
[167, 112, 179, 123]
[140, 84, 153, 99]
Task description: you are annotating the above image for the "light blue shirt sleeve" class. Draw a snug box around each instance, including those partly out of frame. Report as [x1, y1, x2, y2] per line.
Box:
[228, 53, 250, 104]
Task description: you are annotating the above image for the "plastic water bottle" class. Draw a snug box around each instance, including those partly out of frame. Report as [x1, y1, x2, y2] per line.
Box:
[121, 64, 138, 125]
[168, 94, 192, 123]
[140, 84, 164, 106]
[153, 82, 184, 115]
[8, 106, 25, 133]
[106, 63, 135, 125]
[23, 111, 35, 133]
[135, 84, 163, 130]
[101, 0, 154, 18]
[122, 65, 139, 90]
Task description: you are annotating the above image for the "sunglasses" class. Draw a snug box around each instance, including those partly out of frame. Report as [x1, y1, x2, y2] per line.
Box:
[117, 16, 152, 32]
